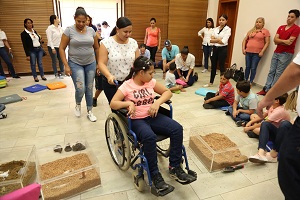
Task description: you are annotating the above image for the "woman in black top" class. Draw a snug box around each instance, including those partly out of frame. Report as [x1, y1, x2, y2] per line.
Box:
[21, 18, 46, 82]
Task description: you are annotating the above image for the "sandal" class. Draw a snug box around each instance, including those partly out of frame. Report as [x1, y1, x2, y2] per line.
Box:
[64, 143, 72, 152]
[53, 145, 63, 153]
[72, 142, 86, 151]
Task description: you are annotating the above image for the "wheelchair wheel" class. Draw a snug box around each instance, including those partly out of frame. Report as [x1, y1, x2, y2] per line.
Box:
[105, 113, 131, 170]
[132, 171, 145, 192]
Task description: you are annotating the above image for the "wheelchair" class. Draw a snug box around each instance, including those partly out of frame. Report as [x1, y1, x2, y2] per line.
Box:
[105, 97, 197, 196]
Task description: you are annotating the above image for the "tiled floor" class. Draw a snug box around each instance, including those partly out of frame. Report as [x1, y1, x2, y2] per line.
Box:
[0, 68, 286, 200]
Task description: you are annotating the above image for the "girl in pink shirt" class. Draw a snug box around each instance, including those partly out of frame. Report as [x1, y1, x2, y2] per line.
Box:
[110, 56, 196, 193]
[242, 17, 270, 83]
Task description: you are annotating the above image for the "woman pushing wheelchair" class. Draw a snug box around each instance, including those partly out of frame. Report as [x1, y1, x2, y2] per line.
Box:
[110, 56, 196, 194]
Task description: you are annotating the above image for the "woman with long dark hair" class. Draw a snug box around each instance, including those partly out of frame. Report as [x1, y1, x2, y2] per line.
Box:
[98, 17, 139, 103]
[198, 18, 214, 73]
[21, 18, 47, 82]
[46, 15, 64, 78]
[204, 14, 231, 87]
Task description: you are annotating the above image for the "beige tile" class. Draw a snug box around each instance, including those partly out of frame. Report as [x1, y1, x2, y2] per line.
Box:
[202, 196, 224, 200]
[83, 191, 128, 200]
[221, 181, 284, 200]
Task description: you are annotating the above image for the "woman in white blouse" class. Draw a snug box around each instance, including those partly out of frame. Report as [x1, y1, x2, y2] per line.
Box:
[46, 15, 64, 78]
[204, 14, 231, 87]
[98, 17, 139, 103]
[174, 46, 198, 86]
[198, 18, 214, 73]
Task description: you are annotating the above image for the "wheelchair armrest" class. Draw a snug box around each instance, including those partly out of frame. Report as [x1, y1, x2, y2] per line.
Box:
[118, 108, 129, 116]
[154, 96, 172, 105]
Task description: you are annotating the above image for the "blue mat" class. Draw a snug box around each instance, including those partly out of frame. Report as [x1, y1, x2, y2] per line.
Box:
[195, 88, 217, 96]
[23, 84, 48, 93]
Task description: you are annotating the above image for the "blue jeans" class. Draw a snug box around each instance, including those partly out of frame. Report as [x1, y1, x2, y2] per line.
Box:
[245, 52, 261, 83]
[202, 45, 212, 70]
[258, 120, 292, 150]
[264, 52, 293, 91]
[278, 117, 300, 200]
[131, 113, 183, 177]
[69, 60, 96, 111]
[0, 47, 16, 77]
[228, 106, 251, 122]
[47, 46, 64, 75]
[29, 47, 44, 78]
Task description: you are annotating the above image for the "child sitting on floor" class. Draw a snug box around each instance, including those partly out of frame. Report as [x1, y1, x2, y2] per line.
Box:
[165, 63, 186, 93]
[203, 70, 234, 109]
[243, 93, 290, 138]
[227, 80, 259, 126]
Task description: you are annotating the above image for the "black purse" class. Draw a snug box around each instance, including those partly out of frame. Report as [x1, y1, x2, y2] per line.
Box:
[227, 63, 245, 82]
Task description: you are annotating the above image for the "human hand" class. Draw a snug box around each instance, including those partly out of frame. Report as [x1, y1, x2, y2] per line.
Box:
[148, 102, 160, 117]
[185, 77, 189, 83]
[204, 100, 209, 104]
[233, 110, 239, 118]
[259, 51, 264, 57]
[52, 49, 56, 54]
[65, 65, 72, 76]
[257, 97, 274, 118]
[26, 56, 30, 61]
[245, 121, 252, 127]
[127, 102, 136, 117]
[242, 49, 246, 55]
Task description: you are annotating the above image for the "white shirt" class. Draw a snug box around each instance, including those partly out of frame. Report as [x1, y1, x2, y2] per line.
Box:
[198, 27, 214, 46]
[293, 52, 300, 115]
[46, 24, 63, 49]
[211, 25, 231, 47]
[175, 53, 195, 71]
[165, 71, 176, 87]
[101, 37, 138, 81]
[0, 30, 7, 47]
[101, 27, 112, 40]
[25, 29, 40, 47]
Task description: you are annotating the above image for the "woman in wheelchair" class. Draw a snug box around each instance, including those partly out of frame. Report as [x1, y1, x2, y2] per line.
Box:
[110, 56, 196, 192]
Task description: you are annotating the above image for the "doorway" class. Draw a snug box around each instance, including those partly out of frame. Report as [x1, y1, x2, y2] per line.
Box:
[217, 0, 239, 68]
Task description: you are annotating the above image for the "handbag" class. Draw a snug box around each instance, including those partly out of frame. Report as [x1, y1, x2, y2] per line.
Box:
[227, 63, 245, 82]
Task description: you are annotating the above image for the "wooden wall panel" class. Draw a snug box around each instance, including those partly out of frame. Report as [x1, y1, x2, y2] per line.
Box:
[168, 0, 208, 65]
[125, 0, 169, 62]
[0, 0, 54, 74]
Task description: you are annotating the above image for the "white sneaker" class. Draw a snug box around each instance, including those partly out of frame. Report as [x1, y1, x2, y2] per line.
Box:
[87, 111, 97, 122]
[74, 104, 81, 117]
[203, 83, 212, 87]
[202, 69, 208, 73]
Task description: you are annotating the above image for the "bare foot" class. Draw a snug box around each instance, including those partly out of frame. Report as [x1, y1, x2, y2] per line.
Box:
[180, 89, 186, 92]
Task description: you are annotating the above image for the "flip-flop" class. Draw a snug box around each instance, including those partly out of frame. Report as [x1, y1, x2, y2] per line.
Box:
[72, 142, 86, 151]
[223, 165, 244, 173]
[53, 145, 63, 153]
[64, 143, 72, 152]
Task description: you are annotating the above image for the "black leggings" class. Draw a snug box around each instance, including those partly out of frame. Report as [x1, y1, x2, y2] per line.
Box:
[205, 92, 229, 108]
[210, 46, 227, 84]
[146, 46, 158, 62]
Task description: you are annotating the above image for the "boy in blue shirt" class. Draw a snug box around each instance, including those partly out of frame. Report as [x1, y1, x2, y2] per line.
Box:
[227, 80, 259, 126]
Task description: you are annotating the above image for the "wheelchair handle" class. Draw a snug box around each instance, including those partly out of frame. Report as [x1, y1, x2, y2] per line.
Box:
[114, 80, 119, 86]
[154, 96, 172, 104]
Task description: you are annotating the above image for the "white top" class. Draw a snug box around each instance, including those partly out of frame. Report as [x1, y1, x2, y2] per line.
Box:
[46, 24, 63, 49]
[293, 52, 300, 115]
[101, 37, 138, 81]
[140, 49, 151, 59]
[101, 27, 112, 40]
[198, 27, 214, 46]
[165, 71, 176, 87]
[175, 53, 195, 71]
[211, 25, 231, 47]
[0, 30, 7, 47]
[25, 29, 40, 47]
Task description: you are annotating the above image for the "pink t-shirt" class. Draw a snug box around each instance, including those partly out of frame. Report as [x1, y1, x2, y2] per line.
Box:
[119, 78, 156, 119]
[245, 28, 270, 53]
[145, 27, 160, 47]
[266, 105, 290, 128]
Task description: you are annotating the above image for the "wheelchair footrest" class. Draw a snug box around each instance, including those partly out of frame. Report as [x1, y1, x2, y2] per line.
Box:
[150, 184, 174, 196]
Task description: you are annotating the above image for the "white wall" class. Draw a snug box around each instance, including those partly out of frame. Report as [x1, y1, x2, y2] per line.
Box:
[60, 0, 117, 29]
[208, 0, 300, 86]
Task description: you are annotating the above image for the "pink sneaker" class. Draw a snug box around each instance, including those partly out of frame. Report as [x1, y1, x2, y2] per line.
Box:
[266, 152, 278, 163]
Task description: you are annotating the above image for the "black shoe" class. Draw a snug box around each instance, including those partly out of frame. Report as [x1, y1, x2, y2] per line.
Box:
[247, 131, 259, 138]
[152, 172, 169, 192]
[34, 78, 39, 82]
[225, 110, 230, 115]
[93, 98, 97, 107]
[194, 72, 198, 82]
[235, 121, 246, 127]
[13, 75, 20, 78]
[41, 76, 47, 81]
[169, 166, 190, 183]
[203, 103, 214, 109]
